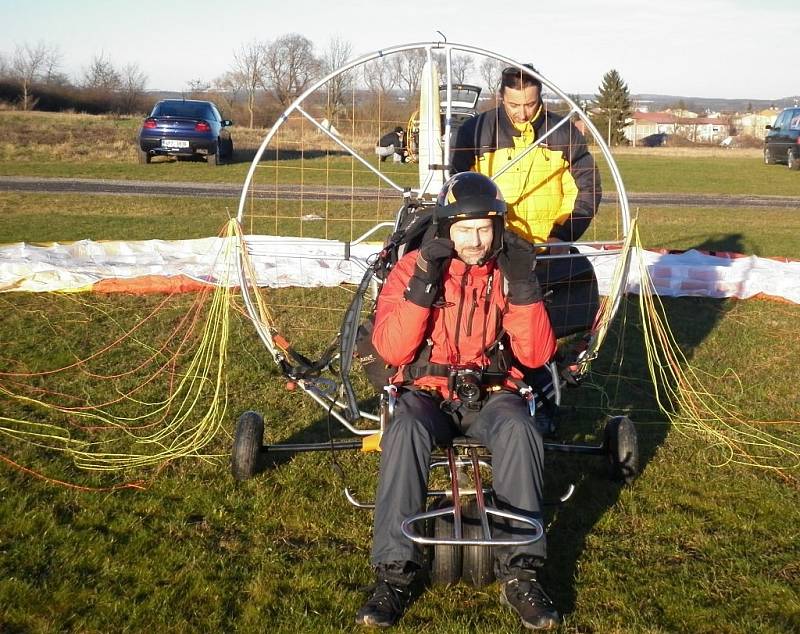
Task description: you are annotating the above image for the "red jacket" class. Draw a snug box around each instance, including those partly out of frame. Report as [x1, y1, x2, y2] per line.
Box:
[372, 251, 556, 398]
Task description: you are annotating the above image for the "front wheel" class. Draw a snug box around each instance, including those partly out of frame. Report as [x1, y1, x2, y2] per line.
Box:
[461, 497, 494, 587]
[764, 148, 775, 165]
[231, 411, 264, 481]
[604, 415, 639, 484]
[428, 499, 462, 586]
[788, 148, 800, 170]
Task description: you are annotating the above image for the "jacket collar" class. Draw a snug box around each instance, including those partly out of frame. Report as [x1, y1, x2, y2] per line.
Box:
[499, 102, 546, 138]
[448, 257, 495, 278]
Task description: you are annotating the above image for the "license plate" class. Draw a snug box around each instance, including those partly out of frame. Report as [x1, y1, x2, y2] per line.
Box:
[162, 139, 189, 149]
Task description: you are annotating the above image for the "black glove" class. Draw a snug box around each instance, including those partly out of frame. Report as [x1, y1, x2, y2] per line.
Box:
[497, 230, 542, 305]
[404, 238, 454, 307]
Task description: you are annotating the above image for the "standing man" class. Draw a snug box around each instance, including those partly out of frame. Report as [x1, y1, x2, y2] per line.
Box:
[452, 65, 601, 249]
[356, 172, 560, 630]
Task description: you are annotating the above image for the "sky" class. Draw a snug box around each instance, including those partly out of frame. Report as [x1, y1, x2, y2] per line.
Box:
[1, 0, 798, 100]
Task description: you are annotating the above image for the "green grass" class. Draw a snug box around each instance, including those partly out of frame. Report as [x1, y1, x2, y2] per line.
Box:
[3, 194, 799, 260]
[5, 152, 800, 198]
[3, 110, 800, 196]
[1, 290, 798, 633]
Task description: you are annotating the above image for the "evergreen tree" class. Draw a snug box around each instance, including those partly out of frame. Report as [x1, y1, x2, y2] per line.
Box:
[593, 69, 633, 146]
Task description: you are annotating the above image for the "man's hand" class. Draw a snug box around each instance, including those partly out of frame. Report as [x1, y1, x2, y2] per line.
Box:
[546, 236, 570, 256]
[497, 230, 542, 305]
[404, 238, 454, 307]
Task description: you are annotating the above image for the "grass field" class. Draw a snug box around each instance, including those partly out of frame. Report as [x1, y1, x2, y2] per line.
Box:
[1, 112, 799, 633]
[2, 110, 800, 197]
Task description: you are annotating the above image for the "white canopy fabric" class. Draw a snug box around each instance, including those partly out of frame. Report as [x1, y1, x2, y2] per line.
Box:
[0, 236, 798, 303]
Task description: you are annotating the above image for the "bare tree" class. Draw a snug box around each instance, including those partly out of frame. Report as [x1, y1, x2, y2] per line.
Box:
[263, 33, 320, 108]
[392, 49, 426, 101]
[43, 46, 63, 83]
[230, 40, 267, 128]
[480, 58, 505, 95]
[120, 63, 147, 114]
[83, 52, 121, 91]
[450, 54, 474, 85]
[10, 42, 61, 110]
[213, 70, 243, 114]
[321, 36, 353, 126]
[186, 78, 210, 94]
[363, 58, 397, 97]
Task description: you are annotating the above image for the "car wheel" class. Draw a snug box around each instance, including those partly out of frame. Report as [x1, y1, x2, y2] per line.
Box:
[225, 138, 234, 160]
[764, 148, 775, 165]
[231, 411, 264, 481]
[138, 148, 151, 164]
[788, 148, 800, 171]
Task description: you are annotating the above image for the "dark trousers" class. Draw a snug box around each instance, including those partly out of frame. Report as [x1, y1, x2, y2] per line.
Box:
[370, 389, 547, 582]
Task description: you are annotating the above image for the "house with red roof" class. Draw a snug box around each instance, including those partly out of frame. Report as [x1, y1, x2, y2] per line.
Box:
[624, 110, 729, 145]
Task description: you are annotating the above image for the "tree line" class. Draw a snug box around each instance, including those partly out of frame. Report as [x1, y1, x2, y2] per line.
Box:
[0, 36, 633, 145]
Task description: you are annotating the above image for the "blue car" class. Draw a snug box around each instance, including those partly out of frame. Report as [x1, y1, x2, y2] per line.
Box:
[138, 99, 234, 166]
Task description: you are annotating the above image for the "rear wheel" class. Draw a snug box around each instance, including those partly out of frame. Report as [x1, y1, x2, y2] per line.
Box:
[604, 415, 639, 484]
[207, 143, 220, 166]
[788, 148, 800, 170]
[461, 497, 494, 587]
[138, 148, 151, 164]
[231, 411, 264, 481]
[428, 498, 462, 585]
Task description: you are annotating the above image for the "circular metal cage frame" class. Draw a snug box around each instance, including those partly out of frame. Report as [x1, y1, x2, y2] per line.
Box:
[234, 41, 634, 435]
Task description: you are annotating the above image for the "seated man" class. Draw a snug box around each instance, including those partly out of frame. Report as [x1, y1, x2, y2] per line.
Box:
[375, 126, 407, 163]
[356, 172, 560, 630]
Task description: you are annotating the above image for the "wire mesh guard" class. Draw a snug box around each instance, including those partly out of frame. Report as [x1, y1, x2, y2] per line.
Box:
[234, 42, 633, 431]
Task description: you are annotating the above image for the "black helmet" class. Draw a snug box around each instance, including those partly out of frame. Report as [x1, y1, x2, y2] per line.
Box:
[435, 172, 506, 258]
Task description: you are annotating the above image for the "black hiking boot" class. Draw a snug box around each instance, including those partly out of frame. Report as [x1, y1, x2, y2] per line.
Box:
[355, 579, 410, 628]
[500, 576, 560, 630]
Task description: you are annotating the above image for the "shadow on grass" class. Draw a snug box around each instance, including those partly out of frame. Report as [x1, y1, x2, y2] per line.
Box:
[543, 233, 744, 615]
[229, 147, 354, 165]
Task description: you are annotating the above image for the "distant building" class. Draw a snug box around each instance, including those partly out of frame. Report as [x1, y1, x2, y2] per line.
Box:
[732, 108, 781, 139]
[624, 110, 729, 145]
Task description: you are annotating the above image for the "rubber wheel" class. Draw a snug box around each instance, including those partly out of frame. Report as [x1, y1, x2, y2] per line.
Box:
[428, 498, 462, 585]
[138, 148, 151, 164]
[788, 149, 800, 170]
[225, 138, 234, 160]
[604, 415, 639, 484]
[207, 143, 220, 166]
[461, 497, 494, 587]
[231, 411, 264, 481]
[764, 148, 775, 165]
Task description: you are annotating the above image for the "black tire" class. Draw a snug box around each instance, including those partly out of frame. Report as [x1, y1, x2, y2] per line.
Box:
[207, 143, 220, 166]
[231, 411, 264, 481]
[788, 148, 800, 171]
[604, 415, 639, 484]
[428, 498, 462, 585]
[138, 148, 151, 164]
[461, 497, 494, 587]
[225, 138, 234, 160]
[764, 147, 775, 165]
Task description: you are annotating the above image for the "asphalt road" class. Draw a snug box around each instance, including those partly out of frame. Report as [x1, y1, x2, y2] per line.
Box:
[1, 175, 799, 208]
